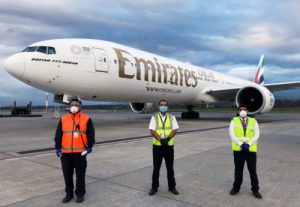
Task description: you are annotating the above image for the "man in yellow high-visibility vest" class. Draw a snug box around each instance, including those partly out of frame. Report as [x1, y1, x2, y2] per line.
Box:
[229, 106, 262, 199]
[148, 100, 179, 196]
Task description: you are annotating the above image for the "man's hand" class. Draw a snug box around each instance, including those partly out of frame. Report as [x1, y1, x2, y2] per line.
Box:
[86, 147, 92, 154]
[241, 143, 249, 152]
[55, 148, 62, 157]
[160, 137, 171, 147]
[160, 138, 168, 147]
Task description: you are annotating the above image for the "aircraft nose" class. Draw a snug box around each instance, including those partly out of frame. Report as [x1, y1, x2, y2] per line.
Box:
[3, 53, 25, 79]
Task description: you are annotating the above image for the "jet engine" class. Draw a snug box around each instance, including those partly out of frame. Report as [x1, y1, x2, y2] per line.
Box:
[235, 86, 275, 114]
[129, 102, 157, 114]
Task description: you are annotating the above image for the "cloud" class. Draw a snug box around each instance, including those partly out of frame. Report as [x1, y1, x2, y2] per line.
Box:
[0, 0, 300, 105]
[233, 24, 288, 49]
[220, 64, 300, 84]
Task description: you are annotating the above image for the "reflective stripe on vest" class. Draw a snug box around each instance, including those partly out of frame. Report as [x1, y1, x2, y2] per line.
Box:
[62, 147, 86, 151]
[232, 117, 257, 152]
[62, 130, 87, 134]
[152, 113, 175, 146]
[61, 112, 89, 153]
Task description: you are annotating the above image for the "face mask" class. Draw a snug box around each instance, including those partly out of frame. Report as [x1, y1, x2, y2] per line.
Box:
[159, 106, 168, 113]
[239, 110, 247, 118]
[70, 106, 79, 114]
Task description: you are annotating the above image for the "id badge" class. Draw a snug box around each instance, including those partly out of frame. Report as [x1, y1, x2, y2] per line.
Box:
[160, 133, 165, 139]
[73, 132, 78, 138]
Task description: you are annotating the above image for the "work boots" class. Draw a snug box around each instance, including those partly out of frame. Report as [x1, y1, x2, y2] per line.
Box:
[62, 194, 73, 203]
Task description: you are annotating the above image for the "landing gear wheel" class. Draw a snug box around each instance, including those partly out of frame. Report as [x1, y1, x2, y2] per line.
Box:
[181, 111, 199, 119]
[181, 105, 200, 119]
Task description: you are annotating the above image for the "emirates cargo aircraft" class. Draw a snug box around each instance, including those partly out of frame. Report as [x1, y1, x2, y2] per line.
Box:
[3, 39, 300, 118]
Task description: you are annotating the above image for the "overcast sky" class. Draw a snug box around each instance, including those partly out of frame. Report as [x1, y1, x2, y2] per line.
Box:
[1, 0, 300, 106]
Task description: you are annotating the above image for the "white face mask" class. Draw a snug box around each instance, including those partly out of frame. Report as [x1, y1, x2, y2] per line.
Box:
[239, 110, 247, 118]
[70, 106, 79, 114]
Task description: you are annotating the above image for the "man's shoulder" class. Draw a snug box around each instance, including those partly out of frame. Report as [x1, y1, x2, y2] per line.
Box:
[248, 116, 257, 121]
[232, 116, 239, 121]
[152, 112, 174, 119]
[81, 113, 90, 119]
[61, 114, 70, 119]
[152, 113, 160, 118]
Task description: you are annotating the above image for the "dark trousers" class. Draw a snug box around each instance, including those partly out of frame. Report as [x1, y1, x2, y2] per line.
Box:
[233, 151, 259, 192]
[61, 153, 87, 197]
[152, 145, 176, 190]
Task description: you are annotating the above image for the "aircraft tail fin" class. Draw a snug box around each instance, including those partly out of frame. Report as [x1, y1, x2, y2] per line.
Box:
[253, 54, 265, 84]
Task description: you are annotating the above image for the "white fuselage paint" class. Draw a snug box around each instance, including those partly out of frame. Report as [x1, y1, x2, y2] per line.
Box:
[4, 39, 256, 104]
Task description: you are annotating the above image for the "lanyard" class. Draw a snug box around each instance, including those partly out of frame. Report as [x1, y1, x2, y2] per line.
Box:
[240, 117, 247, 136]
[159, 113, 168, 130]
[72, 113, 81, 130]
[71, 114, 87, 147]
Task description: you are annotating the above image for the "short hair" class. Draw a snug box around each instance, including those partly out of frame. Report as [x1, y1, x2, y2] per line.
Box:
[237, 105, 247, 110]
[158, 99, 168, 105]
[69, 97, 82, 105]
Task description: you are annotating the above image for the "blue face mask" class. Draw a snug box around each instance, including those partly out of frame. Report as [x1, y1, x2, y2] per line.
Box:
[159, 106, 168, 113]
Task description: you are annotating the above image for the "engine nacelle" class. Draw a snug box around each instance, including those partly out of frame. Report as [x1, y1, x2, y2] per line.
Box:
[129, 102, 157, 114]
[235, 86, 275, 114]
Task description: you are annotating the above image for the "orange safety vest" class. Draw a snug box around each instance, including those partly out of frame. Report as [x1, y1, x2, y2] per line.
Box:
[61, 112, 89, 153]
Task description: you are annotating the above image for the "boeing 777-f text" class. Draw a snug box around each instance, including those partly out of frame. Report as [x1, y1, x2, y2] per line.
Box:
[3, 39, 300, 118]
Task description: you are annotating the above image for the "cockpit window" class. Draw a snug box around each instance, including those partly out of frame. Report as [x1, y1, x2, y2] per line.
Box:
[48, 47, 56, 54]
[22, 46, 38, 52]
[37, 46, 47, 54]
[21, 46, 56, 54]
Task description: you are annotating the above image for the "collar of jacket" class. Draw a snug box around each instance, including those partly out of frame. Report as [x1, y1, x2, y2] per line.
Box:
[70, 111, 82, 118]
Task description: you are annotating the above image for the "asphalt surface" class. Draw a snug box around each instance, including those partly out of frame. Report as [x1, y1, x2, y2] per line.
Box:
[0, 110, 299, 207]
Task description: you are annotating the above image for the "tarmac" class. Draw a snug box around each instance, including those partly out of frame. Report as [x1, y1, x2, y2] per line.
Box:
[0, 110, 299, 207]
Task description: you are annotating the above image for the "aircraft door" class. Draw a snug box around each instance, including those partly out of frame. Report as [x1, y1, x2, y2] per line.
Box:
[93, 48, 109, 72]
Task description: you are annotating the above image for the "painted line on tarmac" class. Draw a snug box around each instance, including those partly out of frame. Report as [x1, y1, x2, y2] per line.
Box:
[16, 126, 228, 155]
[1, 118, 289, 161]
[3, 152, 53, 161]
[3, 125, 229, 161]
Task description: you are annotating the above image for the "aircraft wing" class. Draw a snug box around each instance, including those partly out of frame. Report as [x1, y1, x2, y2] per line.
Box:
[205, 86, 241, 101]
[205, 81, 300, 102]
[263, 81, 300, 92]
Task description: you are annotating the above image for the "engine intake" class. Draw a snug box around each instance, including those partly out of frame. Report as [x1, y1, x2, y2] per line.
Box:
[236, 86, 275, 114]
[129, 102, 157, 114]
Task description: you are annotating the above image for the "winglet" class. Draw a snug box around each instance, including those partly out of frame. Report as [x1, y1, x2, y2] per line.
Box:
[253, 54, 265, 84]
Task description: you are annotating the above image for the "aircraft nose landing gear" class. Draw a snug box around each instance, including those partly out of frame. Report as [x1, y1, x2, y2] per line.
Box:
[181, 105, 199, 119]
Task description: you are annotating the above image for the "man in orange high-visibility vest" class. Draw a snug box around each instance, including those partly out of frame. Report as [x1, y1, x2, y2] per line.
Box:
[54, 97, 95, 203]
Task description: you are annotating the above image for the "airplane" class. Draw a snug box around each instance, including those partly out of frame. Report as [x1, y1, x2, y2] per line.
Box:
[3, 38, 300, 118]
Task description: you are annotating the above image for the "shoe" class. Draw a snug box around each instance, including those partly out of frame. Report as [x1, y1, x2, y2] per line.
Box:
[62, 195, 73, 203]
[148, 188, 157, 196]
[229, 188, 239, 195]
[253, 191, 262, 199]
[169, 188, 179, 195]
[76, 196, 84, 203]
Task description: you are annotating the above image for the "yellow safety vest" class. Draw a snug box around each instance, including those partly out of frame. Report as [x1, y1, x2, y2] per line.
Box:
[232, 117, 258, 152]
[152, 113, 175, 146]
